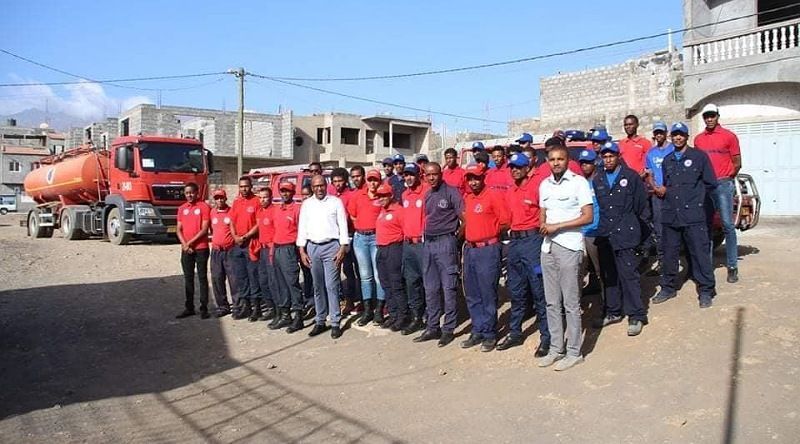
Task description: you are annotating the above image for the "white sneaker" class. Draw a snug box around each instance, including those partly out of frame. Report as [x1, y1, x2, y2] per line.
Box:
[536, 352, 565, 368]
[554, 355, 584, 371]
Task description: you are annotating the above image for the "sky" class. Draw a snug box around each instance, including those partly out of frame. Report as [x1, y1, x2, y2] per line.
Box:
[0, 1, 683, 134]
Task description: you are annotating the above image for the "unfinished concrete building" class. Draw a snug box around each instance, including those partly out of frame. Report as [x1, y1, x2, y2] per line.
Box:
[293, 113, 432, 167]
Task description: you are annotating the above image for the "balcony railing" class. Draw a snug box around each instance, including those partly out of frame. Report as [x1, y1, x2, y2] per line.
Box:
[688, 17, 800, 66]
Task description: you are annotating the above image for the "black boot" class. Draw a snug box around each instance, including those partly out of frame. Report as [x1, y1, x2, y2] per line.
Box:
[260, 304, 276, 322]
[357, 299, 374, 326]
[248, 298, 262, 322]
[232, 299, 251, 320]
[286, 310, 304, 334]
[269, 308, 292, 330]
[401, 316, 424, 335]
[373, 300, 385, 325]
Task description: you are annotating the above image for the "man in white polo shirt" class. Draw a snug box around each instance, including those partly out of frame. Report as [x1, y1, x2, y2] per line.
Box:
[297, 175, 350, 339]
[538, 143, 594, 371]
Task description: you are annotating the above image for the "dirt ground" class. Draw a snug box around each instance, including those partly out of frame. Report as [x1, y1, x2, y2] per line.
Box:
[0, 213, 798, 443]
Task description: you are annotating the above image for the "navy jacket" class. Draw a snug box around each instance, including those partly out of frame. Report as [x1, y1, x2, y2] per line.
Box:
[592, 165, 651, 251]
[661, 147, 717, 227]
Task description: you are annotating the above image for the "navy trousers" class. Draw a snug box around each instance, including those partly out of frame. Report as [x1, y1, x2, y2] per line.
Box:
[377, 243, 406, 322]
[210, 248, 237, 310]
[661, 223, 716, 299]
[230, 243, 259, 301]
[597, 239, 648, 323]
[273, 245, 303, 312]
[422, 235, 459, 333]
[463, 243, 501, 340]
[506, 234, 550, 344]
[402, 242, 425, 318]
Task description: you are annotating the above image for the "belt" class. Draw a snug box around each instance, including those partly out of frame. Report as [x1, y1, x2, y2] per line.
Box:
[509, 229, 538, 239]
[404, 237, 423, 244]
[465, 238, 500, 248]
[425, 232, 454, 242]
[356, 229, 376, 235]
[380, 241, 404, 248]
[274, 242, 295, 248]
[309, 239, 336, 246]
[718, 177, 734, 182]
[213, 245, 233, 251]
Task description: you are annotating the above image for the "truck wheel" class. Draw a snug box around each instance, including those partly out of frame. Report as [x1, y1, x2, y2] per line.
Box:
[28, 210, 53, 238]
[0, 208, 7, 215]
[61, 210, 87, 240]
[106, 207, 131, 245]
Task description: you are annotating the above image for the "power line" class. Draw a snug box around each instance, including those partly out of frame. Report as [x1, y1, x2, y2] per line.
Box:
[263, 3, 800, 82]
[0, 48, 227, 90]
[249, 72, 506, 124]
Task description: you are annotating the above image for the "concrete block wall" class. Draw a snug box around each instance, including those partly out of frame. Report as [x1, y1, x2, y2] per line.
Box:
[511, 50, 686, 139]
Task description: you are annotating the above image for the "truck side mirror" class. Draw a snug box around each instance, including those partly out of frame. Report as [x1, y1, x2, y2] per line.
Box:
[115, 146, 133, 171]
[205, 149, 216, 173]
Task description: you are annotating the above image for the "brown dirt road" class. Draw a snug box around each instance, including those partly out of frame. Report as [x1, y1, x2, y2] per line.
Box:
[0, 214, 798, 443]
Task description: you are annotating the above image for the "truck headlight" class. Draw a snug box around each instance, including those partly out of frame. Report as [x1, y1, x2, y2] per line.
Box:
[137, 207, 157, 217]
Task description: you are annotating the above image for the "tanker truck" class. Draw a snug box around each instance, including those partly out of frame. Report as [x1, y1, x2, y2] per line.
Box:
[24, 135, 213, 245]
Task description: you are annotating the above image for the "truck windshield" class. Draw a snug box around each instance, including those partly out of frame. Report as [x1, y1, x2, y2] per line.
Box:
[139, 143, 205, 173]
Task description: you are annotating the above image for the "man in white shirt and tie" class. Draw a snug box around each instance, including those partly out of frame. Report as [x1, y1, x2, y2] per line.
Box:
[297, 175, 350, 339]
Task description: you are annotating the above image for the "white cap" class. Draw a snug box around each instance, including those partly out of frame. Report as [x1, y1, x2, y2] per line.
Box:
[701, 103, 719, 116]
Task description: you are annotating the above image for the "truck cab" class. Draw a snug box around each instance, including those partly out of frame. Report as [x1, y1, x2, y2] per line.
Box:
[105, 136, 212, 244]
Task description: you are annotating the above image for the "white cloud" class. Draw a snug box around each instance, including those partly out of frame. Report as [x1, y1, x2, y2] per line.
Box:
[0, 74, 152, 120]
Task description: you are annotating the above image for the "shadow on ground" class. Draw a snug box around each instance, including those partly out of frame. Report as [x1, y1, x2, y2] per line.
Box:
[0, 276, 405, 443]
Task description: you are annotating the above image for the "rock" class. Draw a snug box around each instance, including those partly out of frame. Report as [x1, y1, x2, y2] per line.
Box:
[438, 369, 447, 376]
[267, 363, 277, 369]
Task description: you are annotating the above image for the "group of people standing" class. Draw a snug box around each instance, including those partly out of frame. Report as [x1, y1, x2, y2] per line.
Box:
[174, 103, 742, 372]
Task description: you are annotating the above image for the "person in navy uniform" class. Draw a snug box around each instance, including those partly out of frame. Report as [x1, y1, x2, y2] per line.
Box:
[651, 123, 718, 308]
[591, 142, 651, 336]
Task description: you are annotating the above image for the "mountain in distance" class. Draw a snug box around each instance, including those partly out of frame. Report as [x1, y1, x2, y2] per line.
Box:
[0, 109, 93, 132]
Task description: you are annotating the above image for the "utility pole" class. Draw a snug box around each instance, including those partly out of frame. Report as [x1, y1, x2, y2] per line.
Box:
[235, 67, 245, 178]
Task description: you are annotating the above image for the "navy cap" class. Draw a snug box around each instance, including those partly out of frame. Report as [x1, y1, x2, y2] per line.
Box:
[590, 129, 610, 142]
[382, 157, 393, 165]
[515, 133, 533, 143]
[578, 149, 597, 162]
[392, 154, 405, 163]
[670, 122, 689, 135]
[403, 162, 419, 175]
[508, 152, 530, 168]
[653, 121, 668, 133]
[415, 154, 429, 162]
[471, 141, 485, 151]
[599, 141, 619, 154]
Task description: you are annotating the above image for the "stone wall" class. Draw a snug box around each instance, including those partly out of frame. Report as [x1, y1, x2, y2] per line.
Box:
[510, 50, 686, 138]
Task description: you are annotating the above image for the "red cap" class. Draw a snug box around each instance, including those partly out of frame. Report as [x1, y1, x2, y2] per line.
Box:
[465, 163, 487, 177]
[279, 182, 296, 192]
[375, 183, 393, 196]
[366, 169, 382, 181]
[212, 189, 227, 199]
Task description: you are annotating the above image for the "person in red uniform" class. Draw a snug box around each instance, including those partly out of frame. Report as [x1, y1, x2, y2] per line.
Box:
[308, 161, 337, 196]
[175, 182, 212, 319]
[347, 169, 386, 326]
[619, 114, 651, 174]
[485, 145, 513, 191]
[496, 153, 551, 356]
[255, 187, 286, 325]
[442, 147, 466, 195]
[694, 103, 742, 283]
[331, 167, 361, 315]
[272, 182, 305, 333]
[460, 163, 511, 352]
[398, 162, 427, 334]
[209, 189, 237, 318]
[375, 183, 407, 332]
[229, 176, 261, 320]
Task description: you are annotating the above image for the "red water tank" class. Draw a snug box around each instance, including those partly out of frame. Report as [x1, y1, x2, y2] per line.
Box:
[24, 150, 109, 205]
